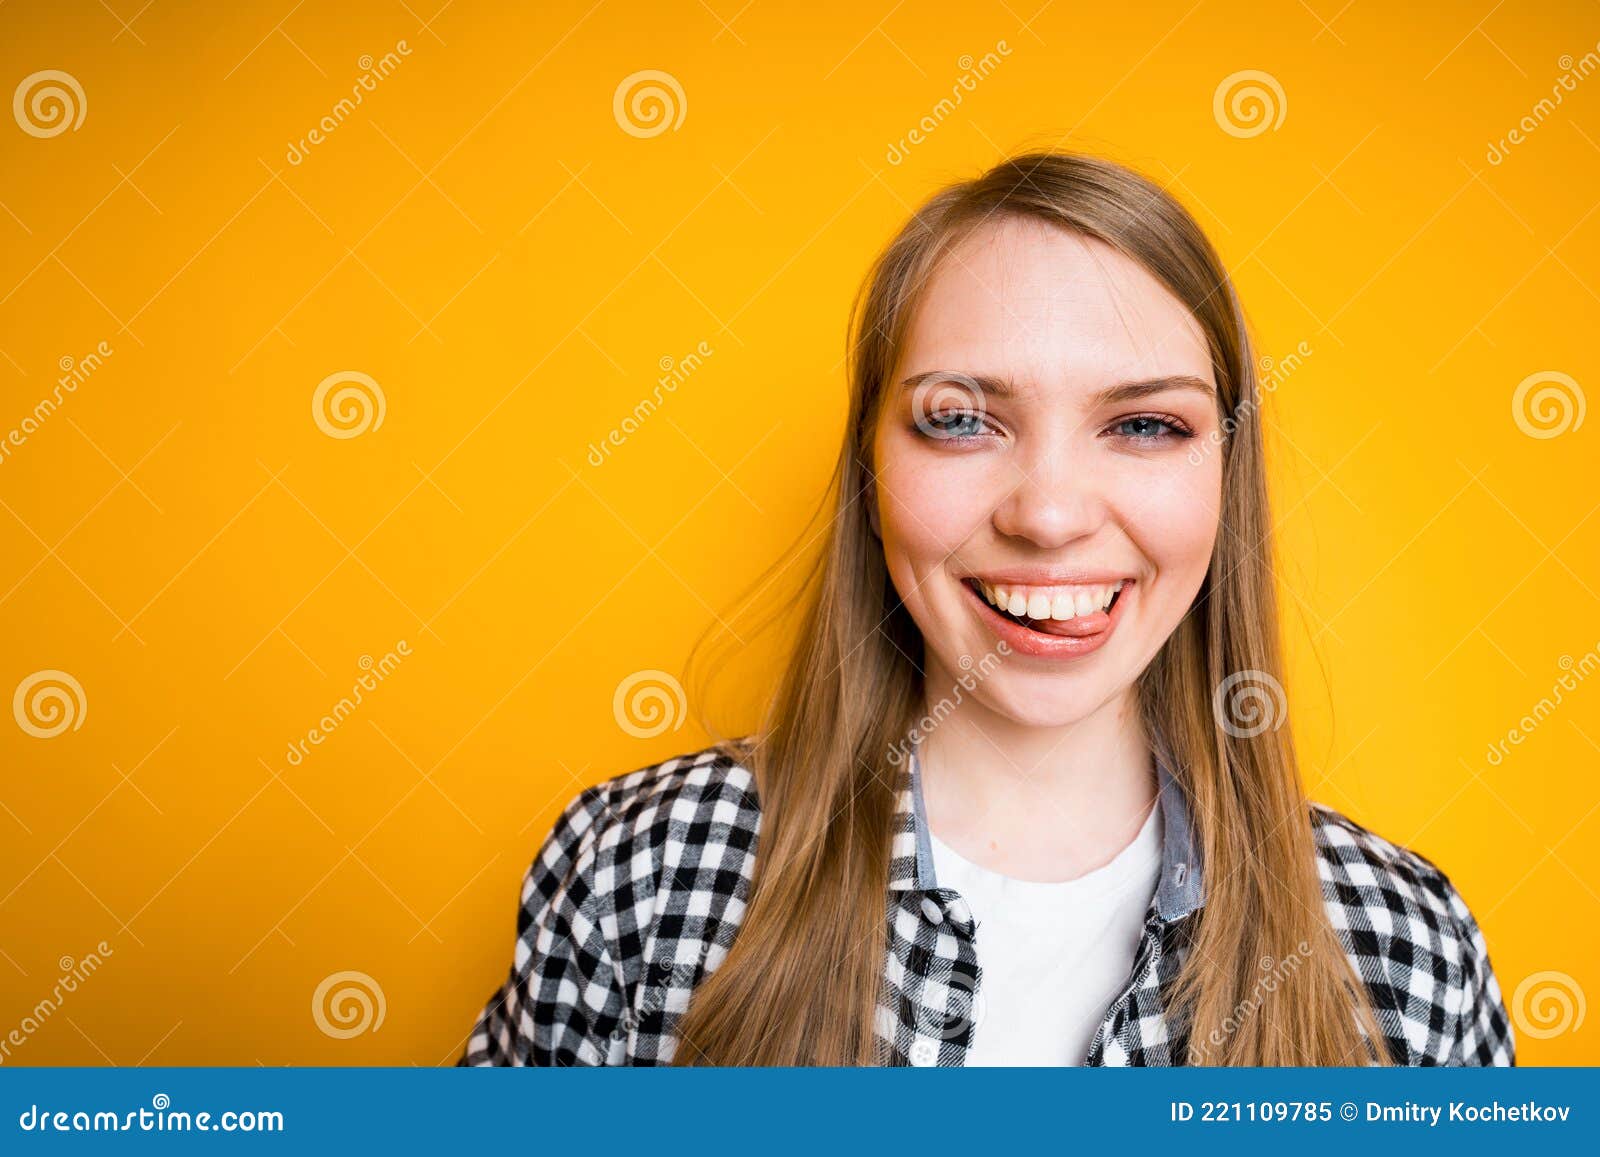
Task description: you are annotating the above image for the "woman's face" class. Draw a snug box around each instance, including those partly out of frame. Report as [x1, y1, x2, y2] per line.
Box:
[872, 216, 1224, 729]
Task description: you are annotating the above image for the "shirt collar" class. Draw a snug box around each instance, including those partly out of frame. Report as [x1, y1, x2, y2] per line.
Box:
[888, 729, 1205, 922]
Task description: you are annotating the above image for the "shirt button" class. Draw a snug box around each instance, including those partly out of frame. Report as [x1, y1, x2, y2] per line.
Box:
[920, 897, 944, 924]
[909, 1039, 938, 1067]
[945, 897, 973, 927]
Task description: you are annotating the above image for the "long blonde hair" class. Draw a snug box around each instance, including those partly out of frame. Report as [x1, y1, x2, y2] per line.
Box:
[676, 150, 1387, 1066]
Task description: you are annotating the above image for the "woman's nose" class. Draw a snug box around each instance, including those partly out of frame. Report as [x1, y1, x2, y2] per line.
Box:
[989, 448, 1107, 548]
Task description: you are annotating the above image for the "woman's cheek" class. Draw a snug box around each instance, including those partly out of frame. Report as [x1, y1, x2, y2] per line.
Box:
[877, 452, 990, 602]
[1116, 454, 1222, 581]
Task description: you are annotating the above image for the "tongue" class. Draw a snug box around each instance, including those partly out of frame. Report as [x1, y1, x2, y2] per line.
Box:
[1025, 610, 1109, 637]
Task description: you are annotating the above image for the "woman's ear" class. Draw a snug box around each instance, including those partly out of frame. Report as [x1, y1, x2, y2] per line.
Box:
[866, 478, 882, 540]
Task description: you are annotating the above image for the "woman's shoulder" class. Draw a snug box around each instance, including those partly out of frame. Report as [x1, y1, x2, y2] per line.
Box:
[1306, 799, 1494, 952]
[1305, 800, 1459, 889]
[571, 738, 760, 830]
[536, 739, 763, 886]
[1305, 800, 1515, 1064]
[1306, 799, 1466, 918]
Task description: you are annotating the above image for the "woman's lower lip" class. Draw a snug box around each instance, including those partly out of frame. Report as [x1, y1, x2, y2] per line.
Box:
[962, 579, 1130, 659]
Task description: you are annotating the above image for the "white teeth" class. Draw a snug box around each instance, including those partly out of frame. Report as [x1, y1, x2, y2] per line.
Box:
[972, 578, 1129, 622]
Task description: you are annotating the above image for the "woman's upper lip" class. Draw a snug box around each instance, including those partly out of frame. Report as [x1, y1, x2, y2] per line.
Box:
[963, 568, 1135, 586]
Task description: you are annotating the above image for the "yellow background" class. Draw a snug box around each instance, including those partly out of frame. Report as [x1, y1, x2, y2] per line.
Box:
[1, 0, 1595, 1065]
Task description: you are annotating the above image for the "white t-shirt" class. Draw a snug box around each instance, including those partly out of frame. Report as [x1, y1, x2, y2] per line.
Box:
[928, 800, 1163, 1065]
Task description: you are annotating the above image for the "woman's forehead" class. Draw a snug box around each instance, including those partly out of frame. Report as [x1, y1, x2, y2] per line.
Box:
[899, 218, 1212, 396]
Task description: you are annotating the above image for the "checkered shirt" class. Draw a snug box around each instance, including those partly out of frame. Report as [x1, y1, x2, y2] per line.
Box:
[458, 741, 1514, 1066]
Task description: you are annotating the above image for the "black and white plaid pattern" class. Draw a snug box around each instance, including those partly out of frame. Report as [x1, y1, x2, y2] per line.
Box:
[458, 741, 1514, 1066]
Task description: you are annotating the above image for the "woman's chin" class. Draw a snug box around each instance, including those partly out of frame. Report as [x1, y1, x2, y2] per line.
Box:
[969, 683, 1123, 731]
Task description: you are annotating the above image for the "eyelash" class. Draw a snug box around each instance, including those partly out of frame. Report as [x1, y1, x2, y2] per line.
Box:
[910, 410, 1196, 444]
[1107, 412, 1195, 442]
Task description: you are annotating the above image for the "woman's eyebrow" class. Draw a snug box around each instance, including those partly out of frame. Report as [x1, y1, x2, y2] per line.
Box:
[1089, 375, 1215, 406]
[898, 370, 1215, 405]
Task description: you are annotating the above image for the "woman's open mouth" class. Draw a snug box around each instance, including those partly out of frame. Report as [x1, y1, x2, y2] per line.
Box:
[959, 575, 1132, 659]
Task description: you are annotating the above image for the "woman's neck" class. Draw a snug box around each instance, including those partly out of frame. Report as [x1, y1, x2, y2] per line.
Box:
[915, 664, 1157, 883]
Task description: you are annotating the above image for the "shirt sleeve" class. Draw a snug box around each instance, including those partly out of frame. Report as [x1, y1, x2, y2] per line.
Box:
[457, 785, 629, 1065]
[1444, 876, 1515, 1066]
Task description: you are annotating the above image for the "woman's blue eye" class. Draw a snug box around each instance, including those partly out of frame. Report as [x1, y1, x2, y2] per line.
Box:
[922, 410, 988, 439]
[1113, 415, 1188, 440]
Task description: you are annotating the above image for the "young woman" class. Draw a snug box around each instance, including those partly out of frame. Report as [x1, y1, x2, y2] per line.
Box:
[459, 151, 1515, 1067]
